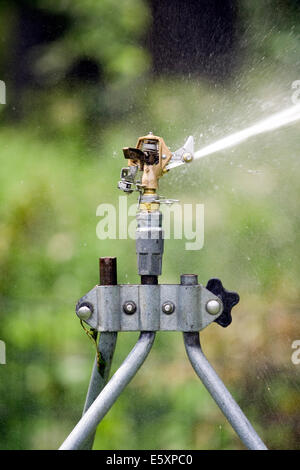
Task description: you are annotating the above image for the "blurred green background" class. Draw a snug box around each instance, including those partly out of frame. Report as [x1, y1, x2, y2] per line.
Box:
[0, 0, 299, 450]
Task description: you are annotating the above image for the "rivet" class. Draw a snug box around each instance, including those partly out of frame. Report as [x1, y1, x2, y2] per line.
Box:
[77, 305, 92, 320]
[206, 299, 221, 315]
[162, 301, 175, 314]
[123, 301, 137, 315]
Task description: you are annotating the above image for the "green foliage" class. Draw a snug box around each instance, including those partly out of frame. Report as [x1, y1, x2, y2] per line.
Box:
[36, 0, 150, 79]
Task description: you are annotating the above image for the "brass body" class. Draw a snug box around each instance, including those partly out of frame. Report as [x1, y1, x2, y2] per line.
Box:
[124, 134, 172, 192]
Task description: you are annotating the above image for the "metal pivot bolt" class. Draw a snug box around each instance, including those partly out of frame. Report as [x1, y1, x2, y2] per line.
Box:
[77, 304, 93, 320]
[206, 299, 221, 315]
[123, 301, 137, 315]
[183, 152, 193, 163]
[162, 301, 175, 314]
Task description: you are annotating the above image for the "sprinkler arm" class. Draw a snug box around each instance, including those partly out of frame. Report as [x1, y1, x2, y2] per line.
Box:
[165, 135, 194, 171]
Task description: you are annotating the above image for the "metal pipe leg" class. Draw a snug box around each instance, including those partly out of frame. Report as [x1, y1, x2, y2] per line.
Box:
[183, 332, 267, 450]
[81, 332, 118, 450]
[83, 332, 118, 414]
[59, 332, 155, 450]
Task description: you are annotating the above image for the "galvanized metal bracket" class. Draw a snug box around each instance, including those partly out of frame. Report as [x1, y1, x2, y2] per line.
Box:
[76, 284, 223, 332]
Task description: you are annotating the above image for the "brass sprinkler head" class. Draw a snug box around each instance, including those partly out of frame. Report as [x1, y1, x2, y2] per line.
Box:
[118, 132, 194, 210]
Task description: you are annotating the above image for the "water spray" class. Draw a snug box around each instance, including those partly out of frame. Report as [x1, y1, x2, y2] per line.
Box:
[59, 133, 268, 451]
[169, 103, 300, 169]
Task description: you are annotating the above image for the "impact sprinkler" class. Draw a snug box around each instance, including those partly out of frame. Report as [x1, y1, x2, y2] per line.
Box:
[118, 132, 194, 284]
[59, 133, 267, 451]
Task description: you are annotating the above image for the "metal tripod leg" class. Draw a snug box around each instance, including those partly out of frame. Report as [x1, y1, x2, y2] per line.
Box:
[183, 332, 267, 450]
[59, 332, 155, 450]
[81, 332, 118, 450]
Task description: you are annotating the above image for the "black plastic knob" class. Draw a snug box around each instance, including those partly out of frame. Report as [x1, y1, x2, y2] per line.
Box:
[206, 278, 240, 327]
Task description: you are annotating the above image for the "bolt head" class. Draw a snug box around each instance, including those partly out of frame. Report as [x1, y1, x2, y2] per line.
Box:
[123, 301, 137, 315]
[183, 152, 193, 163]
[206, 299, 221, 315]
[77, 305, 92, 320]
[162, 301, 175, 314]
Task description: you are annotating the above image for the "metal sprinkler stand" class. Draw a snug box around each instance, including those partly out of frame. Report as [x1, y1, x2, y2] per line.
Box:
[59, 133, 267, 450]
